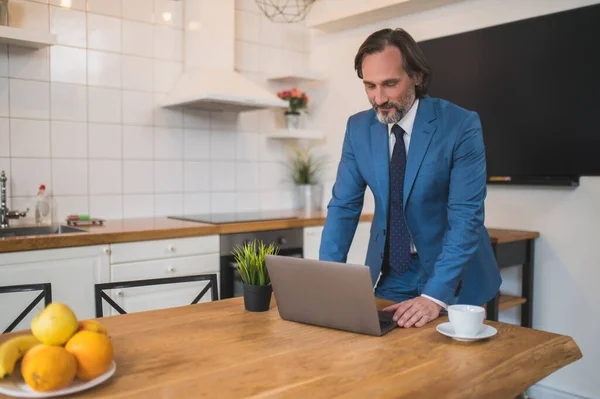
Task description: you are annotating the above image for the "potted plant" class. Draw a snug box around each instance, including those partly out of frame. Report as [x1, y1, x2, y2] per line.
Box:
[232, 240, 279, 312]
[277, 88, 309, 129]
[286, 146, 326, 214]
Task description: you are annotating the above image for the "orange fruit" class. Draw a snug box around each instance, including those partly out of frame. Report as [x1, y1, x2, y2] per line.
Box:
[21, 344, 77, 392]
[78, 320, 108, 335]
[65, 331, 113, 381]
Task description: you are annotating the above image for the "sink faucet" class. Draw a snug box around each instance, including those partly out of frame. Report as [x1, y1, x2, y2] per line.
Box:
[1, 171, 28, 229]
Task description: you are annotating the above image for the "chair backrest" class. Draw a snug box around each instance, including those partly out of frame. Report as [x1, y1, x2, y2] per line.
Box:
[0, 283, 52, 333]
[94, 274, 219, 317]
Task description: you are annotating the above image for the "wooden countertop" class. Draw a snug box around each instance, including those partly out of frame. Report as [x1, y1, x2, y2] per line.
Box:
[0, 297, 580, 399]
[0, 211, 373, 253]
[0, 211, 540, 254]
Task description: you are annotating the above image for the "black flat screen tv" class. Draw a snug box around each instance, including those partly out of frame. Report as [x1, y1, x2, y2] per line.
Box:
[417, 4, 600, 186]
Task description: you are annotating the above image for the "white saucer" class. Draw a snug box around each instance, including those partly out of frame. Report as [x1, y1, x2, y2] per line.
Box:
[0, 361, 116, 398]
[436, 322, 497, 342]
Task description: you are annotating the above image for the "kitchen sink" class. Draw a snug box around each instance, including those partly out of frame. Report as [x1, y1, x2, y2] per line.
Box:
[0, 225, 86, 238]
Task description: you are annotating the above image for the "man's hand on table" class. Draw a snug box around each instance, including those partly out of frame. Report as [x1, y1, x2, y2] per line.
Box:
[382, 297, 442, 328]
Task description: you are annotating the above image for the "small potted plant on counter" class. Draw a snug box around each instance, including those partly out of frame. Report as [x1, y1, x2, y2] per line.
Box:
[232, 240, 279, 312]
[286, 146, 326, 215]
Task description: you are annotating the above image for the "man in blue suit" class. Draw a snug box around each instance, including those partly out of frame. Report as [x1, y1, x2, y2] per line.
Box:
[319, 28, 501, 328]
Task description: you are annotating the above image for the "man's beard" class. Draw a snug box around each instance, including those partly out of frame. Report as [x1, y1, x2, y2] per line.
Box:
[372, 89, 416, 124]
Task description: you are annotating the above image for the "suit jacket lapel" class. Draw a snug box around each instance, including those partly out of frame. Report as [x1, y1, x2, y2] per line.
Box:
[404, 97, 438, 205]
[370, 119, 390, 221]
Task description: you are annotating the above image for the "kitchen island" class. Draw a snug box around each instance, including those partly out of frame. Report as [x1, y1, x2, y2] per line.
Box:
[0, 297, 580, 399]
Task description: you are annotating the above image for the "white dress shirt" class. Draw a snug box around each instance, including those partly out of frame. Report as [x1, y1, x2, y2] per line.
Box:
[386, 99, 448, 310]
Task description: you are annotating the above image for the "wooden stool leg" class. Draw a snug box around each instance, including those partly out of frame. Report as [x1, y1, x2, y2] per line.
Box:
[486, 292, 499, 321]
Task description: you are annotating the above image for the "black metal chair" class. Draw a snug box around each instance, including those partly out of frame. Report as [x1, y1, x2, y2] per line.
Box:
[1, 283, 52, 333]
[94, 274, 219, 317]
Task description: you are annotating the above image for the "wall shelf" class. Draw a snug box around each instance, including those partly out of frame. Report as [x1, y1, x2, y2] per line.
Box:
[0, 26, 56, 48]
[267, 71, 325, 84]
[306, 0, 466, 33]
[266, 128, 323, 140]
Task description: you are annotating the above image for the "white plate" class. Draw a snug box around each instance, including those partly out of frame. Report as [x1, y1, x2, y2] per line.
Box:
[0, 361, 116, 398]
[436, 322, 497, 342]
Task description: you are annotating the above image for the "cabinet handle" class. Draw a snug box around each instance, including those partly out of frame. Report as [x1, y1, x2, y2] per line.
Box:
[167, 245, 176, 252]
[117, 290, 123, 297]
[103, 247, 111, 255]
[167, 266, 176, 273]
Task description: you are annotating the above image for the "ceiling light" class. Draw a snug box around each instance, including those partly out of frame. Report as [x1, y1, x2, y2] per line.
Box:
[255, 0, 316, 23]
[162, 12, 172, 22]
[60, 0, 71, 8]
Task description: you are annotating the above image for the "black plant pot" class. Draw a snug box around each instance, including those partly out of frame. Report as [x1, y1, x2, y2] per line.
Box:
[242, 283, 272, 312]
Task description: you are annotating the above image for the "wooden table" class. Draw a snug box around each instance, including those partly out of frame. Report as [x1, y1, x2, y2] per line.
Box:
[0, 297, 581, 399]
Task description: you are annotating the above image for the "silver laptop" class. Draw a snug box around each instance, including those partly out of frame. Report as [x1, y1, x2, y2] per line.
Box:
[265, 255, 398, 336]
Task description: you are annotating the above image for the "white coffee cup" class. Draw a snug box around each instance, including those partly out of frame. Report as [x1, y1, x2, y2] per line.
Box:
[448, 305, 485, 337]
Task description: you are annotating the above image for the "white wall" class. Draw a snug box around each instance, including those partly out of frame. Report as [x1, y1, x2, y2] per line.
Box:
[310, 0, 600, 397]
[0, 0, 310, 222]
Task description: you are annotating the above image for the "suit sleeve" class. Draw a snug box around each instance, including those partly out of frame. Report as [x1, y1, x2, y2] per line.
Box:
[422, 111, 487, 304]
[319, 118, 366, 263]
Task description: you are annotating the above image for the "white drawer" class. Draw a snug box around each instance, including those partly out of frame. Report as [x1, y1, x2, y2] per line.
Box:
[110, 235, 219, 264]
[111, 254, 220, 282]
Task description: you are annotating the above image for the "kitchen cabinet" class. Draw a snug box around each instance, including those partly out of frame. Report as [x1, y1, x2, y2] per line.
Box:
[0, 245, 109, 332]
[105, 236, 220, 316]
[303, 221, 371, 265]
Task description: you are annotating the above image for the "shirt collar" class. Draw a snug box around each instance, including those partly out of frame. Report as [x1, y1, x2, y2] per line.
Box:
[387, 98, 419, 137]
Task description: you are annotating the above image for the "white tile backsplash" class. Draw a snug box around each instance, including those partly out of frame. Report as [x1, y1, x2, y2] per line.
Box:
[88, 87, 122, 123]
[123, 126, 153, 159]
[122, 91, 153, 126]
[10, 79, 49, 119]
[88, 51, 122, 88]
[0, 46, 8, 77]
[154, 193, 182, 216]
[87, 0, 121, 18]
[0, 78, 7, 117]
[50, 6, 87, 48]
[52, 159, 88, 195]
[0, 118, 9, 156]
[51, 121, 87, 158]
[184, 161, 210, 193]
[123, 194, 153, 218]
[122, 0, 154, 23]
[154, 160, 183, 193]
[10, 119, 50, 158]
[90, 195, 123, 220]
[9, 46, 50, 81]
[2, 2, 309, 218]
[89, 160, 122, 194]
[50, 83, 87, 121]
[153, 26, 183, 61]
[88, 14, 122, 52]
[88, 123, 122, 158]
[122, 56, 153, 92]
[154, 127, 183, 160]
[10, 158, 51, 197]
[123, 160, 153, 194]
[50, 46, 87, 85]
[122, 20, 154, 58]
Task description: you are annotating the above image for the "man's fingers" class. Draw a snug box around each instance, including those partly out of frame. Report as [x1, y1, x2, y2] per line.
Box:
[392, 300, 413, 322]
[403, 311, 424, 328]
[382, 303, 402, 312]
[397, 304, 419, 326]
[414, 315, 430, 328]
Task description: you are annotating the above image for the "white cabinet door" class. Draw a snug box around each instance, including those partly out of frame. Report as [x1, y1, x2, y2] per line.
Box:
[0, 246, 110, 332]
[303, 226, 323, 260]
[303, 221, 372, 264]
[105, 236, 220, 316]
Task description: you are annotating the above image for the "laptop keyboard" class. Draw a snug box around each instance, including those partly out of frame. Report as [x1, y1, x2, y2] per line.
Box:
[378, 311, 397, 334]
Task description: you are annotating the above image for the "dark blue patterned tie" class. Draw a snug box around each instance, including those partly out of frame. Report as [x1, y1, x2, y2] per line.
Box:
[389, 124, 412, 275]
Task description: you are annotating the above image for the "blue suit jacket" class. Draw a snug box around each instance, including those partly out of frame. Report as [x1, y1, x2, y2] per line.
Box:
[319, 96, 501, 306]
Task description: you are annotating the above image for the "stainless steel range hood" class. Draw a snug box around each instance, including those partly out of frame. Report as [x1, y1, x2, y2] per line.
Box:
[162, 0, 287, 112]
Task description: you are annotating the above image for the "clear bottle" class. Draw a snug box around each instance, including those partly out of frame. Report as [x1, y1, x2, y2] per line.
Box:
[35, 184, 51, 224]
[0, 0, 9, 27]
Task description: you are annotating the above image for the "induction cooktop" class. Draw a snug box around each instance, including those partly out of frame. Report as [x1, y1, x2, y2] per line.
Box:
[168, 211, 298, 224]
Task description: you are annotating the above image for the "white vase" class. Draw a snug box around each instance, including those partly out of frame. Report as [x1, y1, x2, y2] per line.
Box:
[296, 184, 322, 215]
[285, 111, 300, 129]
